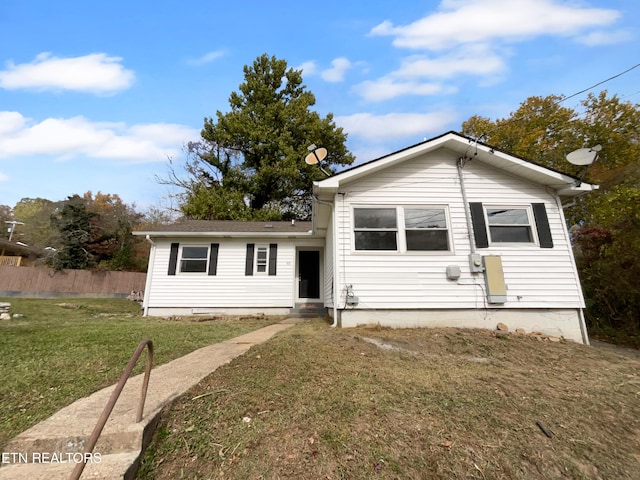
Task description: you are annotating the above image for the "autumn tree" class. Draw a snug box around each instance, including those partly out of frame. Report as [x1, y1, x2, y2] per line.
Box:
[165, 54, 355, 220]
[11, 198, 60, 247]
[83, 191, 145, 270]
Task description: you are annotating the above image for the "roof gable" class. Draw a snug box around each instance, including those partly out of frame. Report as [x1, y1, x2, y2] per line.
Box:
[314, 131, 597, 199]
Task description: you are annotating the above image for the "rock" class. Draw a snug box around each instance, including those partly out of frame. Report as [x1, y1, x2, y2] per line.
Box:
[548, 336, 562, 343]
[515, 328, 526, 335]
[0, 313, 11, 320]
[496, 322, 509, 332]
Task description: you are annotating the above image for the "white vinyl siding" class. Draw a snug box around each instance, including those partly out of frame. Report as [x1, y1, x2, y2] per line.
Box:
[333, 152, 585, 311]
[148, 239, 294, 308]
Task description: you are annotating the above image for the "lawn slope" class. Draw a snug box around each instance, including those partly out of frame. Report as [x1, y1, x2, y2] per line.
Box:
[138, 321, 640, 480]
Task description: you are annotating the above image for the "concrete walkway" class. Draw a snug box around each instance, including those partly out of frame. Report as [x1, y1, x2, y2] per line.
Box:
[0, 318, 303, 480]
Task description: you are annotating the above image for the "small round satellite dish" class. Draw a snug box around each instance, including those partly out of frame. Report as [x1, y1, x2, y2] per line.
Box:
[304, 152, 319, 165]
[566, 148, 597, 166]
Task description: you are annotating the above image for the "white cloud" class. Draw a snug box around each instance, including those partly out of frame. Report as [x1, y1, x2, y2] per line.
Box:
[370, 0, 621, 50]
[185, 50, 225, 66]
[321, 57, 352, 82]
[354, 78, 455, 102]
[0, 53, 135, 94]
[576, 29, 634, 46]
[335, 111, 457, 140]
[0, 112, 199, 163]
[296, 61, 318, 76]
[395, 45, 507, 79]
[361, 0, 626, 102]
[0, 171, 8, 182]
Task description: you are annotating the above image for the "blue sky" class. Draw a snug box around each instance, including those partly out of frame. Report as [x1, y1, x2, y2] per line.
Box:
[1, 0, 638, 212]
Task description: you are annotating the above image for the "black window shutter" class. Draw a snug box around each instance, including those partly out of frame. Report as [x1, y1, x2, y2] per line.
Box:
[245, 244, 255, 276]
[208, 243, 219, 275]
[532, 203, 553, 248]
[469, 203, 489, 248]
[268, 243, 277, 276]
[168, 242, 179, 275]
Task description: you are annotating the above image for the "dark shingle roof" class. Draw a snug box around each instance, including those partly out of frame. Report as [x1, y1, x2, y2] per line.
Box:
[134, 220, 312, 235]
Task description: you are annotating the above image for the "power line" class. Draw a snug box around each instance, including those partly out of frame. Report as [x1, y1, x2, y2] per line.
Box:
[477, 62, 640, 141]
[557, 63, 640, 105]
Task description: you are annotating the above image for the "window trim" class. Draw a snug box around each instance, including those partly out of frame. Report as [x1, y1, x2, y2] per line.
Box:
[178, 244, 210, 274]
[484, 205, 538, 246]
[254, 244, 269, 275]
[351, 205, 453, 254]
[403, 206, 452, 252]
[353, 207, 399, 252]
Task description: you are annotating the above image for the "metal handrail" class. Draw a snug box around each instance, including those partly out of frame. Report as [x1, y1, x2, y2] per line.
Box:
[69, 339, 154, 480]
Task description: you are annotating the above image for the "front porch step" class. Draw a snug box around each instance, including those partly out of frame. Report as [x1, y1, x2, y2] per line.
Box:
[289, 303, 327, 318]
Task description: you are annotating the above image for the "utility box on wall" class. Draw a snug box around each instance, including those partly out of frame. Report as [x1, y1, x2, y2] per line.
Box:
[483, 255, 507, 304]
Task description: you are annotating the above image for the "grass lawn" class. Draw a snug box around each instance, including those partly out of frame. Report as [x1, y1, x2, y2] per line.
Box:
[0, 297, 281, 450]
[137, 320, 640, 480]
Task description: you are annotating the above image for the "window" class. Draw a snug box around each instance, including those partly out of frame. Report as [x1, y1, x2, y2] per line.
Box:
[245, 243, 277, 276]
[486, 207, 533, 243]
[168, 243, 219, 276]
[255, 246, 268, 273]
[404, 208, 449, 251]
[354, 208, 397, 250]
[180, 246, 209, 273]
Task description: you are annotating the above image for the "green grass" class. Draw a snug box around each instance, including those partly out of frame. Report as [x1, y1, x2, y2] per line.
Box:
[137, 321, 640, 480]
[0, 298, 281, 449]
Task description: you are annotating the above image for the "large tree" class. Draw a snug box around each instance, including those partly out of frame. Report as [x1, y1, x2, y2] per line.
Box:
[169, 54, 355, 220]
[462, 91, 640, 337]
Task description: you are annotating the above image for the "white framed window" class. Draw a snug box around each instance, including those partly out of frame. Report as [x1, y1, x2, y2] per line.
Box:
[404, 208, 450, 251]
[179, 245, 209, 273]
[485, 206, 534, 244]
[353, 207, 398, 251]
[255, 245, 269, 274]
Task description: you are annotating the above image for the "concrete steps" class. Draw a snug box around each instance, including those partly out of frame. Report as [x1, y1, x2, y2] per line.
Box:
[289, 302, 327, 318]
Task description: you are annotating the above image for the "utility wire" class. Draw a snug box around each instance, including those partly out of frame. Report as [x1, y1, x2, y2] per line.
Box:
[477, 62, 640, 141]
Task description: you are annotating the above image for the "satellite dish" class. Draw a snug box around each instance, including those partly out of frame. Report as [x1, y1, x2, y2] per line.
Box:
[304, 146, 327, 165]
[566, 146, 600, 166]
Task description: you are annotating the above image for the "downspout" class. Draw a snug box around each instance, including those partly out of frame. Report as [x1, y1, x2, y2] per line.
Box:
[142, 235, 156, 317]
[313, 194, 339, 327]
[457, 157, 476, 254]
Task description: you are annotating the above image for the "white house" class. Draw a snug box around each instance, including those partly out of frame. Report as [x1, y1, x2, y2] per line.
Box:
[134, 132, 597, 343]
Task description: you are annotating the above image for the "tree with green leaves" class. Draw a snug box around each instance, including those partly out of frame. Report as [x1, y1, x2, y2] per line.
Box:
[51, 195, 97, 270]
[462, 91, 640, 339]
[166, 54, 355, 220]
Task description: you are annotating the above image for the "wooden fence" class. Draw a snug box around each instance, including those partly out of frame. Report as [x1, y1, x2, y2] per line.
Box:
[0, 266, 146, 298]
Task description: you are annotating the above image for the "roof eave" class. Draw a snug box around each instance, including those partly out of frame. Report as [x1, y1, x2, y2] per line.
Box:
[133, 230, 316, 238]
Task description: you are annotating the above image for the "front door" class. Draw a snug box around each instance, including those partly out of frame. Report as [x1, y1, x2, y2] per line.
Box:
[298, 250, 320, 299]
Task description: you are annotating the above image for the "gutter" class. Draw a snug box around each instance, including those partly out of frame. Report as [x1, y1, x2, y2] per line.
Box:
[132, 231, 315, 238]
[141, 235, 156, 317]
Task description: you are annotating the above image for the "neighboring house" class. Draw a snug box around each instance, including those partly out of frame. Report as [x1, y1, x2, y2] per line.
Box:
[134, 132, 597, 343]
[0, 239, 48, 266]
